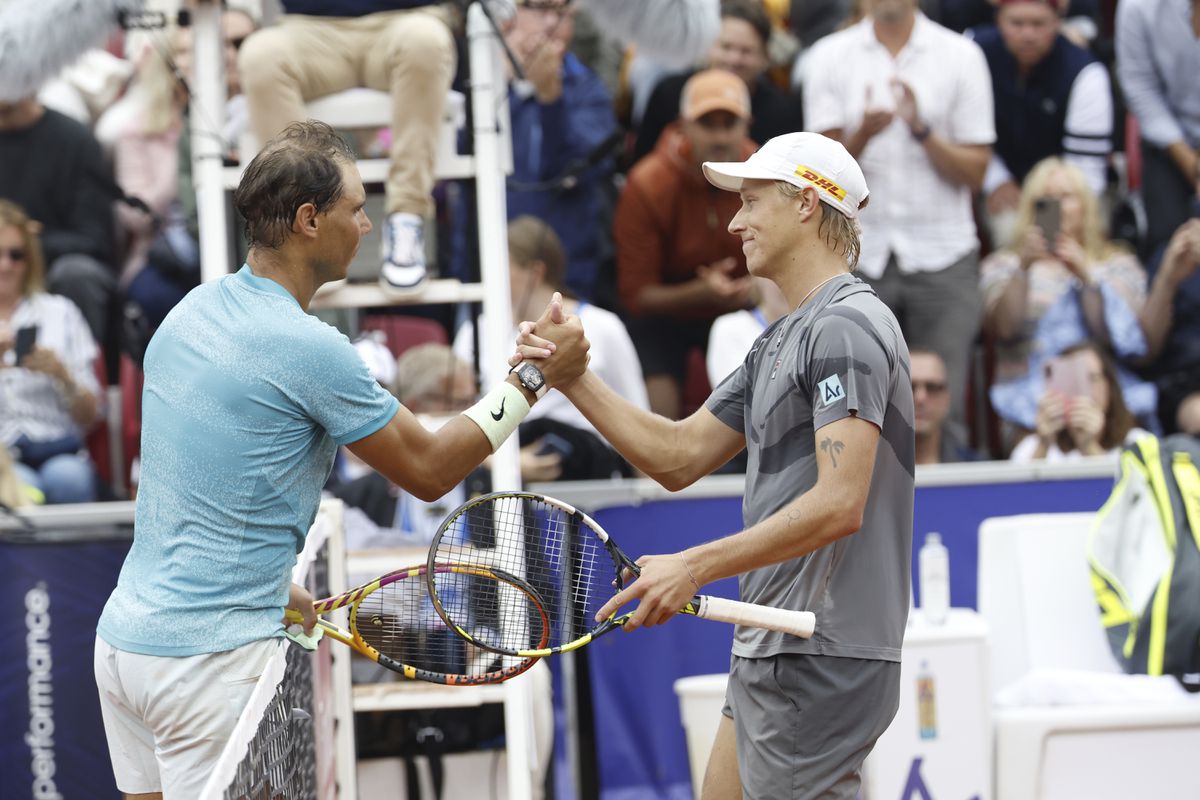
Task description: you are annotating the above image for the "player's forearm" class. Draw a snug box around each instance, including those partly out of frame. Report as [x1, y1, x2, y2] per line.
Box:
[561, 371, 693, 485]
[684, 483, 863, 585]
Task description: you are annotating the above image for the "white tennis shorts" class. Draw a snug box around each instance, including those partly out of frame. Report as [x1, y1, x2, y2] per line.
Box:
[94, 635, 281, 798]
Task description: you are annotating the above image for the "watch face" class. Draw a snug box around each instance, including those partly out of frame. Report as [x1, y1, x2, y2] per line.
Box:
[519, 362, 545, 389]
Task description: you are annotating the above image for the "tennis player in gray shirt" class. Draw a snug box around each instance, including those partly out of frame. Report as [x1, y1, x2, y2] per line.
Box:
[513, 131, 915, 799]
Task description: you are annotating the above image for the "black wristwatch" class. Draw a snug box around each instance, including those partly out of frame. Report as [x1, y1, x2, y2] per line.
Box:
[513, 361, 548, 398]
[911, 122, 931, 142]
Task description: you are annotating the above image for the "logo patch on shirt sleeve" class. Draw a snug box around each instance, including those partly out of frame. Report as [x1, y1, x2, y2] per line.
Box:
[818, 374, 846, 406]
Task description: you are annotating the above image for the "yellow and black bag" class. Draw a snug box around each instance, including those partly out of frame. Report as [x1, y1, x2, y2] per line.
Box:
[1089, 434, 1200, 689]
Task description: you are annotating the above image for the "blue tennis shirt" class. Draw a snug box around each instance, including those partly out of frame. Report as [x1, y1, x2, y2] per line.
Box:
[97, 266, 399, 656]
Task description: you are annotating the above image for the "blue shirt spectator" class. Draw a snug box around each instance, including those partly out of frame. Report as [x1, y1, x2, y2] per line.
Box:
[452, 4, 618, 302]
[505, 52, 618, 301]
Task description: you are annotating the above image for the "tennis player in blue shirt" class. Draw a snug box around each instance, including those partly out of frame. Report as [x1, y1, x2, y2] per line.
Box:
[94, 121, 589, 799]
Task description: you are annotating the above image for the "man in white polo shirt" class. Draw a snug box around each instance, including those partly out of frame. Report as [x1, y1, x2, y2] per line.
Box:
[802, 0, 995, 435]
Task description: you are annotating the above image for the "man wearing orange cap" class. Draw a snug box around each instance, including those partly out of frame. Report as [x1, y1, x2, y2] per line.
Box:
[615, 68, 759, 419]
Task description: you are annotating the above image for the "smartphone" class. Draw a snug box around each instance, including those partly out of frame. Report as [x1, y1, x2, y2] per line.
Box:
[14, 325, 37, 363]
[536, 432, 574, 460]
[1045, 353, 1089, 400]
[1034, 198, 1061, 243]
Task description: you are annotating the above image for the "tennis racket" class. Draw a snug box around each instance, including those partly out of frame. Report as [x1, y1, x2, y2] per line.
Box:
[285, 562, 548, 685]
[425, 491, 816, 658]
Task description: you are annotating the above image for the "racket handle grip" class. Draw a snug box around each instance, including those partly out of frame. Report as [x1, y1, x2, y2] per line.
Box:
[694, 595, 816, 638]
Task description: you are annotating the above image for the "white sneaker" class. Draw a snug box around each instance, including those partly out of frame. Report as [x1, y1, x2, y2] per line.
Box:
[380, 212, 427, 292]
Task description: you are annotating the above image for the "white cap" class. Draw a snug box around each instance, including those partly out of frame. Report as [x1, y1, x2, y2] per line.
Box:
[702, 132, 870, 219]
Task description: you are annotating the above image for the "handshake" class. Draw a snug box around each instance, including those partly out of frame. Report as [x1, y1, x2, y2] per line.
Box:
[508, 292, 591, 394]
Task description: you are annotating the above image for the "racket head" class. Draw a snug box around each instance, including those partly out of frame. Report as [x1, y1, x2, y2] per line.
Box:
[426, 491, 630, 658]
[334, 563, 548, 685]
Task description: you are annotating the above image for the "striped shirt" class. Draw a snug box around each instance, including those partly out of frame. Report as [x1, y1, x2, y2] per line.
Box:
[0, 293, 98, 446]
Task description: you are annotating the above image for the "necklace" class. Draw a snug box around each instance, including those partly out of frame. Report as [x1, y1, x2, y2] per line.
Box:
[796, 273, 841, 310]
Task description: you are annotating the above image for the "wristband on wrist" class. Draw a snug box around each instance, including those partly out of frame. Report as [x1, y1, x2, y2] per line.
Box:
[462, 380, 531, 452]
[911, 123, 931, 142]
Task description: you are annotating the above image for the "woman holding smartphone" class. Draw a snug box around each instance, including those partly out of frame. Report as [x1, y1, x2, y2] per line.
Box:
[1009, 342, 1149, 462]
[980, 157, 1156, 450]
[0, 200, 100, 503]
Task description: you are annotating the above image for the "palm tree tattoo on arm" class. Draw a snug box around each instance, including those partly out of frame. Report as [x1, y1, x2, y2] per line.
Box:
[820, 437, 846, 467]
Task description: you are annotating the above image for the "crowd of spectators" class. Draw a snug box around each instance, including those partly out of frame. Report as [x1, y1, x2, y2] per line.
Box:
[2, 0, 1200, 507]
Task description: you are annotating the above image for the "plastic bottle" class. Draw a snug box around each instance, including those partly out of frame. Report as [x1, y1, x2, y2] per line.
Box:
[919, 531, 950, 625]
[917, 660, 938, 740]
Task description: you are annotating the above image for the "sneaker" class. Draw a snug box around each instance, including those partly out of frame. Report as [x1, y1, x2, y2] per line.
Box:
[379, 212, 427, 292]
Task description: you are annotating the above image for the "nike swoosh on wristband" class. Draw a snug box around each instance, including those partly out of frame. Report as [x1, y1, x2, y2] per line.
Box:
[491, 397, 506, 421]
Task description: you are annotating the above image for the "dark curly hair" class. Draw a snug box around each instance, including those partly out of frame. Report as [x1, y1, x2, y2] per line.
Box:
[233, 120, 356, 249]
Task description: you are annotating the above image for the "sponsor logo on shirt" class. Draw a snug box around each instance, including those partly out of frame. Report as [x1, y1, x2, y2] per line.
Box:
[818, 374, 846, 406]
[794, 165, 847, 201]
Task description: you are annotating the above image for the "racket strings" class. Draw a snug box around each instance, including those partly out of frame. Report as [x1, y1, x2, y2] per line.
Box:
[432, 496, 621, 651]
[353, 569, 534, 678]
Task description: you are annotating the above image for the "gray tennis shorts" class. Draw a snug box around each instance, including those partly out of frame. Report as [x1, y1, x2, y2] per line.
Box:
[722, 653, 900, 800]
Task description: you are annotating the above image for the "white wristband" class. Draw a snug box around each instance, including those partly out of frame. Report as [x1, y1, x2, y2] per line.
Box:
[461, 380, 531, 452]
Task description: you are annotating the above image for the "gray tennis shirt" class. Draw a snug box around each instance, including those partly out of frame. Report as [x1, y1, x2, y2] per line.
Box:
[706, 274, 915, 662]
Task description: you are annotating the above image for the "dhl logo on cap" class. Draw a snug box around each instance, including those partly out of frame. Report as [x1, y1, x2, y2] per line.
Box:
[794, 165, 847, 201]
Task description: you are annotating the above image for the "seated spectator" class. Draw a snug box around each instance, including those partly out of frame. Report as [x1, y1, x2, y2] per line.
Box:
[238, 0, 456, 293]
[982, 158, 1155, 437]
[0, 200, 100, 504]
[0, 96, 118, 365]
[96, 26, 188, 289]
[1117, 0, 1200, 260]
[1137, 219, 1200, 435]
[455, 216, 647, 479]
[174, 6, 258, 163]
[120, 8, 260, 352]
[970, 0, 1112, 249]
[706, 275, 790, 387]
[634, 0, 803, 164]
[498, 0, 619, 302]
[911, 349, 982, 464]
[617, 68, 757, 419]
[1009, 342, 1148, 461]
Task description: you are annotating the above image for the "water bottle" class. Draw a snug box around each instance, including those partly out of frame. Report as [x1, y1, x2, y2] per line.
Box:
[919, 531, 950, 625]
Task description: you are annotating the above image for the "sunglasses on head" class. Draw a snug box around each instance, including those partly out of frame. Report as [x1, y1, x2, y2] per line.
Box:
[0, 248, 25, 261]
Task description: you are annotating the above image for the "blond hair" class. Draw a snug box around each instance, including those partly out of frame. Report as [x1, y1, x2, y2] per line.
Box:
[776, 181, 862, 269]
[1011, 157, 1123, 261]
[0, 199, 45, 296]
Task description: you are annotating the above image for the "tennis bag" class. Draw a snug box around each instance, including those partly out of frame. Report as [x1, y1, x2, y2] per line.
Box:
[1089, 433, 1200, 690]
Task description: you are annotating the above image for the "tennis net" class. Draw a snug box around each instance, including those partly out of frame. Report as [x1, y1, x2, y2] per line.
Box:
[198, 501, 346, 800]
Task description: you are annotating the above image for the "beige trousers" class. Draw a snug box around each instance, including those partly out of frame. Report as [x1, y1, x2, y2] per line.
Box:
[238, 8, 456, 216]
